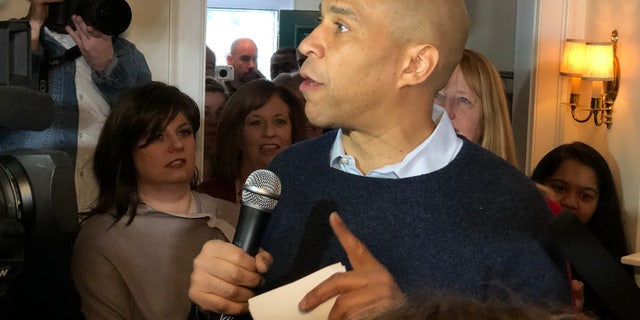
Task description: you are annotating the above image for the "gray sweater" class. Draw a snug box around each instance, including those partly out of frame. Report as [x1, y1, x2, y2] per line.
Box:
[72, 191, 238, 319]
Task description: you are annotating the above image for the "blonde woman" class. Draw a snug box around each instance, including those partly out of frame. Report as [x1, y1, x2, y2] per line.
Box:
[436, 49, 518, 167]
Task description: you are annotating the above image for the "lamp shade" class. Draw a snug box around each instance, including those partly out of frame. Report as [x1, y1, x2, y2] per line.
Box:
[582, 41, 614, 81]
[560, 39, 586, 77]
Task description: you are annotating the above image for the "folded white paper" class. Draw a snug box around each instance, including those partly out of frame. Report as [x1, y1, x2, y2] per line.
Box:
[249, 262, 346, 320]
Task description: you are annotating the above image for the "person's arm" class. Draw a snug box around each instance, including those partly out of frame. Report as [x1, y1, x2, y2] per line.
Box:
[189, 213, 404, 319]
[64, 15, 152, 105]
[188, 240, 273, 315]
[91, 41, 151, 101]
[90, 42, 152, 106]
[27, 0, 64, 51]
[298, 212, 405, 320]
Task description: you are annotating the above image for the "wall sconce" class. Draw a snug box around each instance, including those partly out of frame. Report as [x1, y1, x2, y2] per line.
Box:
[560, 30, 620, 129]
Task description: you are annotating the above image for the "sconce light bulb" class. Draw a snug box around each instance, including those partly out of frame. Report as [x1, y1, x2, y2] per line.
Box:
[570, 77, 581, 94]
[592, 81, 603, 99]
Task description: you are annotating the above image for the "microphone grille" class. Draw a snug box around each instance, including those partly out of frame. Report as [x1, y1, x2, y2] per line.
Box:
[242, 169, 281, 211]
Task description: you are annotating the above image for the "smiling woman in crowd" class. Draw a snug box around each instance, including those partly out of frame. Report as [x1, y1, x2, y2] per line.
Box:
[197, 79, 307, 203]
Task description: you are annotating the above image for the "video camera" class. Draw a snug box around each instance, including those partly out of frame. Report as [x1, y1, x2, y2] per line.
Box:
[0, 19, 81, 318]
[46, 0, 132, 36]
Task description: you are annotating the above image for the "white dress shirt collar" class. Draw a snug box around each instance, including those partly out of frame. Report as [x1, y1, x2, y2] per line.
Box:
[330, 104, 463, 178]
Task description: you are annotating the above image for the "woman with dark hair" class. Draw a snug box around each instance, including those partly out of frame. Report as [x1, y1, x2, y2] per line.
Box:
[197, 78, 307, 203]
[71, 81, 238, 319]
[531, 141, 632, 318]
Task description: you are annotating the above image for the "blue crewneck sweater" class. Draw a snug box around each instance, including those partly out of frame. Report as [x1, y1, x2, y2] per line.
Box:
[263, 131, 569, 304]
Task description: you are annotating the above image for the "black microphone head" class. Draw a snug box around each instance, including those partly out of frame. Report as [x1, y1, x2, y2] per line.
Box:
[242, 169, 281, 211]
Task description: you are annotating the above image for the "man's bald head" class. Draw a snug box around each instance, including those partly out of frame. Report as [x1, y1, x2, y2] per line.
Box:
[389, 0, 470, 93]
[227, 38, 261, 87]
[230, 38, 257, 55]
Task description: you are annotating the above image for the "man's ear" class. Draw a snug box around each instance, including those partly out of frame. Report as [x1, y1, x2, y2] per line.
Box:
[398, 44, 438, 87]
[226, 55, 233, 65]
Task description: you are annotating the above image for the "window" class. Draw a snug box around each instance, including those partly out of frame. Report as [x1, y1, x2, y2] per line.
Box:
[206, 0, 294, 79]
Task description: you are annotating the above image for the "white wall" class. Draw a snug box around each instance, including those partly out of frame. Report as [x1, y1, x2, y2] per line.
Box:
[582, 0, 640, 260]
[0, 0, 25, 18]
[206, 0, 315, 10]
[207, 0, 293, 9]
[464, 0, 516, 72]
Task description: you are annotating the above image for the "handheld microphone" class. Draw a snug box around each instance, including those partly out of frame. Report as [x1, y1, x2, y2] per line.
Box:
[232, 169, 281, 256]
[210, 170, 280, 320]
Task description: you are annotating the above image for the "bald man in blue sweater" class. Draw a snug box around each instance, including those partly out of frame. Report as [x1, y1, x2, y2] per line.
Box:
[188, 0, 570, 319]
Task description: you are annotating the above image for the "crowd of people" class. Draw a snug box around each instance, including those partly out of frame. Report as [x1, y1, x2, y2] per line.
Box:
[1, 0, 637, 320]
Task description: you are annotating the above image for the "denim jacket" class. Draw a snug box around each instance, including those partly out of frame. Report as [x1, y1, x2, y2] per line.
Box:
[0, 29, 152, 161]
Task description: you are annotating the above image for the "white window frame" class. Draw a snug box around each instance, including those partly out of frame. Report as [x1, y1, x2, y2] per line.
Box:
[207, 0, 293, 10]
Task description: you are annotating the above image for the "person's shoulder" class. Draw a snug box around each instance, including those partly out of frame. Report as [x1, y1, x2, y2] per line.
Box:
[192, 190, 217, 202]
[192, 190, 235, 210]
[79, 212, 116, 230]
[192, 190, 239, 241]
[112, 36, 144, 54]
[455, 139, 522, 174]
[113, 36, 135, 46]
[74, 213, 120, 251]
[449, 139, 544, 199]
[457, 141, 554, 220]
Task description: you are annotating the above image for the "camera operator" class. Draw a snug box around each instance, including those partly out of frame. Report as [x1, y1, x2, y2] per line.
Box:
[0, 0, 152, 214]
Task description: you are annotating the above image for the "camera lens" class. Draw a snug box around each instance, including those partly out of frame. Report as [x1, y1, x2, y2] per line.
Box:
[75, 0, 132, 36]
[0, 156, 34, 234]
[0, 151, 79, 315]
[218, 69, 228, 78]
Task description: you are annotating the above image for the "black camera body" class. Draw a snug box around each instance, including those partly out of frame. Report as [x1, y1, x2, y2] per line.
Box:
[0, 150, 79, 283]
[0, 19, 81, 317]
[0, 21, 30, 87]
[0, 150, 80, 317]
[46, 0, 132, 36]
